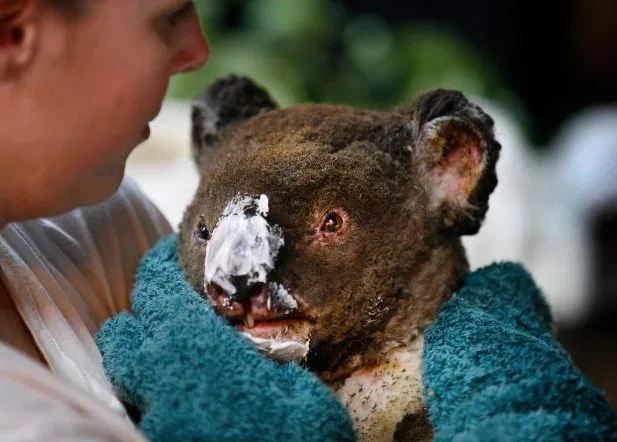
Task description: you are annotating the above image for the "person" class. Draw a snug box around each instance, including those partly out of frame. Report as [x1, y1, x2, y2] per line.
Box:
[0, 0, 207, 439]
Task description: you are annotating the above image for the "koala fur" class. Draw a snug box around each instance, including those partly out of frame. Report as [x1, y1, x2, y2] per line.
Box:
[177, 75, 500, 441]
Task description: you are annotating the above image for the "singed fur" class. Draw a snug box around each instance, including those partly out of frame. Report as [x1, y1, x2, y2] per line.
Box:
[176, 75, 500, 441]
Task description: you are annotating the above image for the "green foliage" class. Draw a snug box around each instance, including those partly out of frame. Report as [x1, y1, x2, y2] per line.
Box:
[170, 0, 525, 125]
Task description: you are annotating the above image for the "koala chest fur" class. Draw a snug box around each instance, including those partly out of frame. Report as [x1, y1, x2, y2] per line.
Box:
[334, 336, 431, 442]
[177, 75, 500, 441]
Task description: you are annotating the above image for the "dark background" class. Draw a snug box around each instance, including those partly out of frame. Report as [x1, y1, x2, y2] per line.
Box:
[181, 0, 617, 146]
[342, 0, 617, 145]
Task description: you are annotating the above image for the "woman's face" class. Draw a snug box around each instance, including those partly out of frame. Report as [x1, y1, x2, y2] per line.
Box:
[0, 0, 209, 220]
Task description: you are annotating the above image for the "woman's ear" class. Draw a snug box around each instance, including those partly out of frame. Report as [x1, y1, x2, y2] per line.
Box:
[0, 0, 38, 79]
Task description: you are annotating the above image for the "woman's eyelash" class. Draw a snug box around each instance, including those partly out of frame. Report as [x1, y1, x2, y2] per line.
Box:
[166, 1, 193, 26]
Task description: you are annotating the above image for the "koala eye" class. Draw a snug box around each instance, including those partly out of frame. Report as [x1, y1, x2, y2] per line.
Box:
[195, 221, 210, 243]
[321, 211, 343, 233]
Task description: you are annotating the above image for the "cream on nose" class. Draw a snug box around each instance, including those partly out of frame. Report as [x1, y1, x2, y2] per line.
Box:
[203, 194, 284, 300]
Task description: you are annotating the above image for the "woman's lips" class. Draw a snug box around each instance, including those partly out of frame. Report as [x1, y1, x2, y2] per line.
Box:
[139, 124, 151, 142]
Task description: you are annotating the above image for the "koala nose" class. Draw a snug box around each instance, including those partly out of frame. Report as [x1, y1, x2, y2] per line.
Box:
[203, 194, 284, 299]
[227, 275, 263, 302]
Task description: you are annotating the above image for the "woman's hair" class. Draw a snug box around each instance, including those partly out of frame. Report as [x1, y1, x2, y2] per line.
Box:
[1, 0, 84, 25]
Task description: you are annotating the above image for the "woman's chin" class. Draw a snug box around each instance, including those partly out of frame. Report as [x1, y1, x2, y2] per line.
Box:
[78, 165, 127, 207]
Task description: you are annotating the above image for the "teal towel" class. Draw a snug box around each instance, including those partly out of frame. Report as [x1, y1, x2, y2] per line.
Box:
[422, 262, 617, 441]
[96, 235, 355, 442]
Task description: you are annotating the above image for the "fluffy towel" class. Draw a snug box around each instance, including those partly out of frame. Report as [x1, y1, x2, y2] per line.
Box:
[422, 262, 617, 441]
[96, 235, 355, 442]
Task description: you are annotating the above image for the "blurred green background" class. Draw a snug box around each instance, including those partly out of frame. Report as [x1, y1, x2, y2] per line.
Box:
[166, 0, 617, 148]
[168, 0, 528, 135]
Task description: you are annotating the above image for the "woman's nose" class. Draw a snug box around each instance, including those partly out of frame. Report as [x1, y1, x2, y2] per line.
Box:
[171, 11, 210, 74]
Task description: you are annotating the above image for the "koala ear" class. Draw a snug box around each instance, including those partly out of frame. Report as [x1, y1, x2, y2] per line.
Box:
[399, 89, 501, 235]
[191, 74, 278, 167]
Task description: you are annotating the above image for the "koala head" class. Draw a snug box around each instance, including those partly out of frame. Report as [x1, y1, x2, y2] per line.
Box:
[178, 75, 500, 381]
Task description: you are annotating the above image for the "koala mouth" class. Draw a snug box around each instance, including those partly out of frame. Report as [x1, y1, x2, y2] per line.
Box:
[203, 193, 315, 362]
[206, 282, 315, 363]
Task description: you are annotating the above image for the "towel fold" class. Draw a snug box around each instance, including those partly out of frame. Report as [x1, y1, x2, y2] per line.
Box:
[96, 235, 356, 442]
[422, 262, 617, 441]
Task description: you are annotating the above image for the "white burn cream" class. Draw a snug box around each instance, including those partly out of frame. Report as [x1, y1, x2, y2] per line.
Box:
[268, 282, 297, 311]
[241, 333, 310, 363]
[204, 194, 284, 296]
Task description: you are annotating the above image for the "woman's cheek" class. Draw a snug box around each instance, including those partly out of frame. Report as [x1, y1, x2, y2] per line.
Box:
[87, 49, 173, 164]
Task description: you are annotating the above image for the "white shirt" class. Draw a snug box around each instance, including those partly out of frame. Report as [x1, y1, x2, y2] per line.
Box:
[0, 179, 172, 440]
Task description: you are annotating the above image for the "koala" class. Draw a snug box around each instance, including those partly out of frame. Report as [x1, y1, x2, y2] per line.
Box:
[177, 75, 500, 442]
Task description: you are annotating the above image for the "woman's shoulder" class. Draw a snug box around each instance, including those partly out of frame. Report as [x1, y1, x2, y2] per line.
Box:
[0, 177, 173, 325]
[0, 178, 172, 408]
[81, 178, 173, 239]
